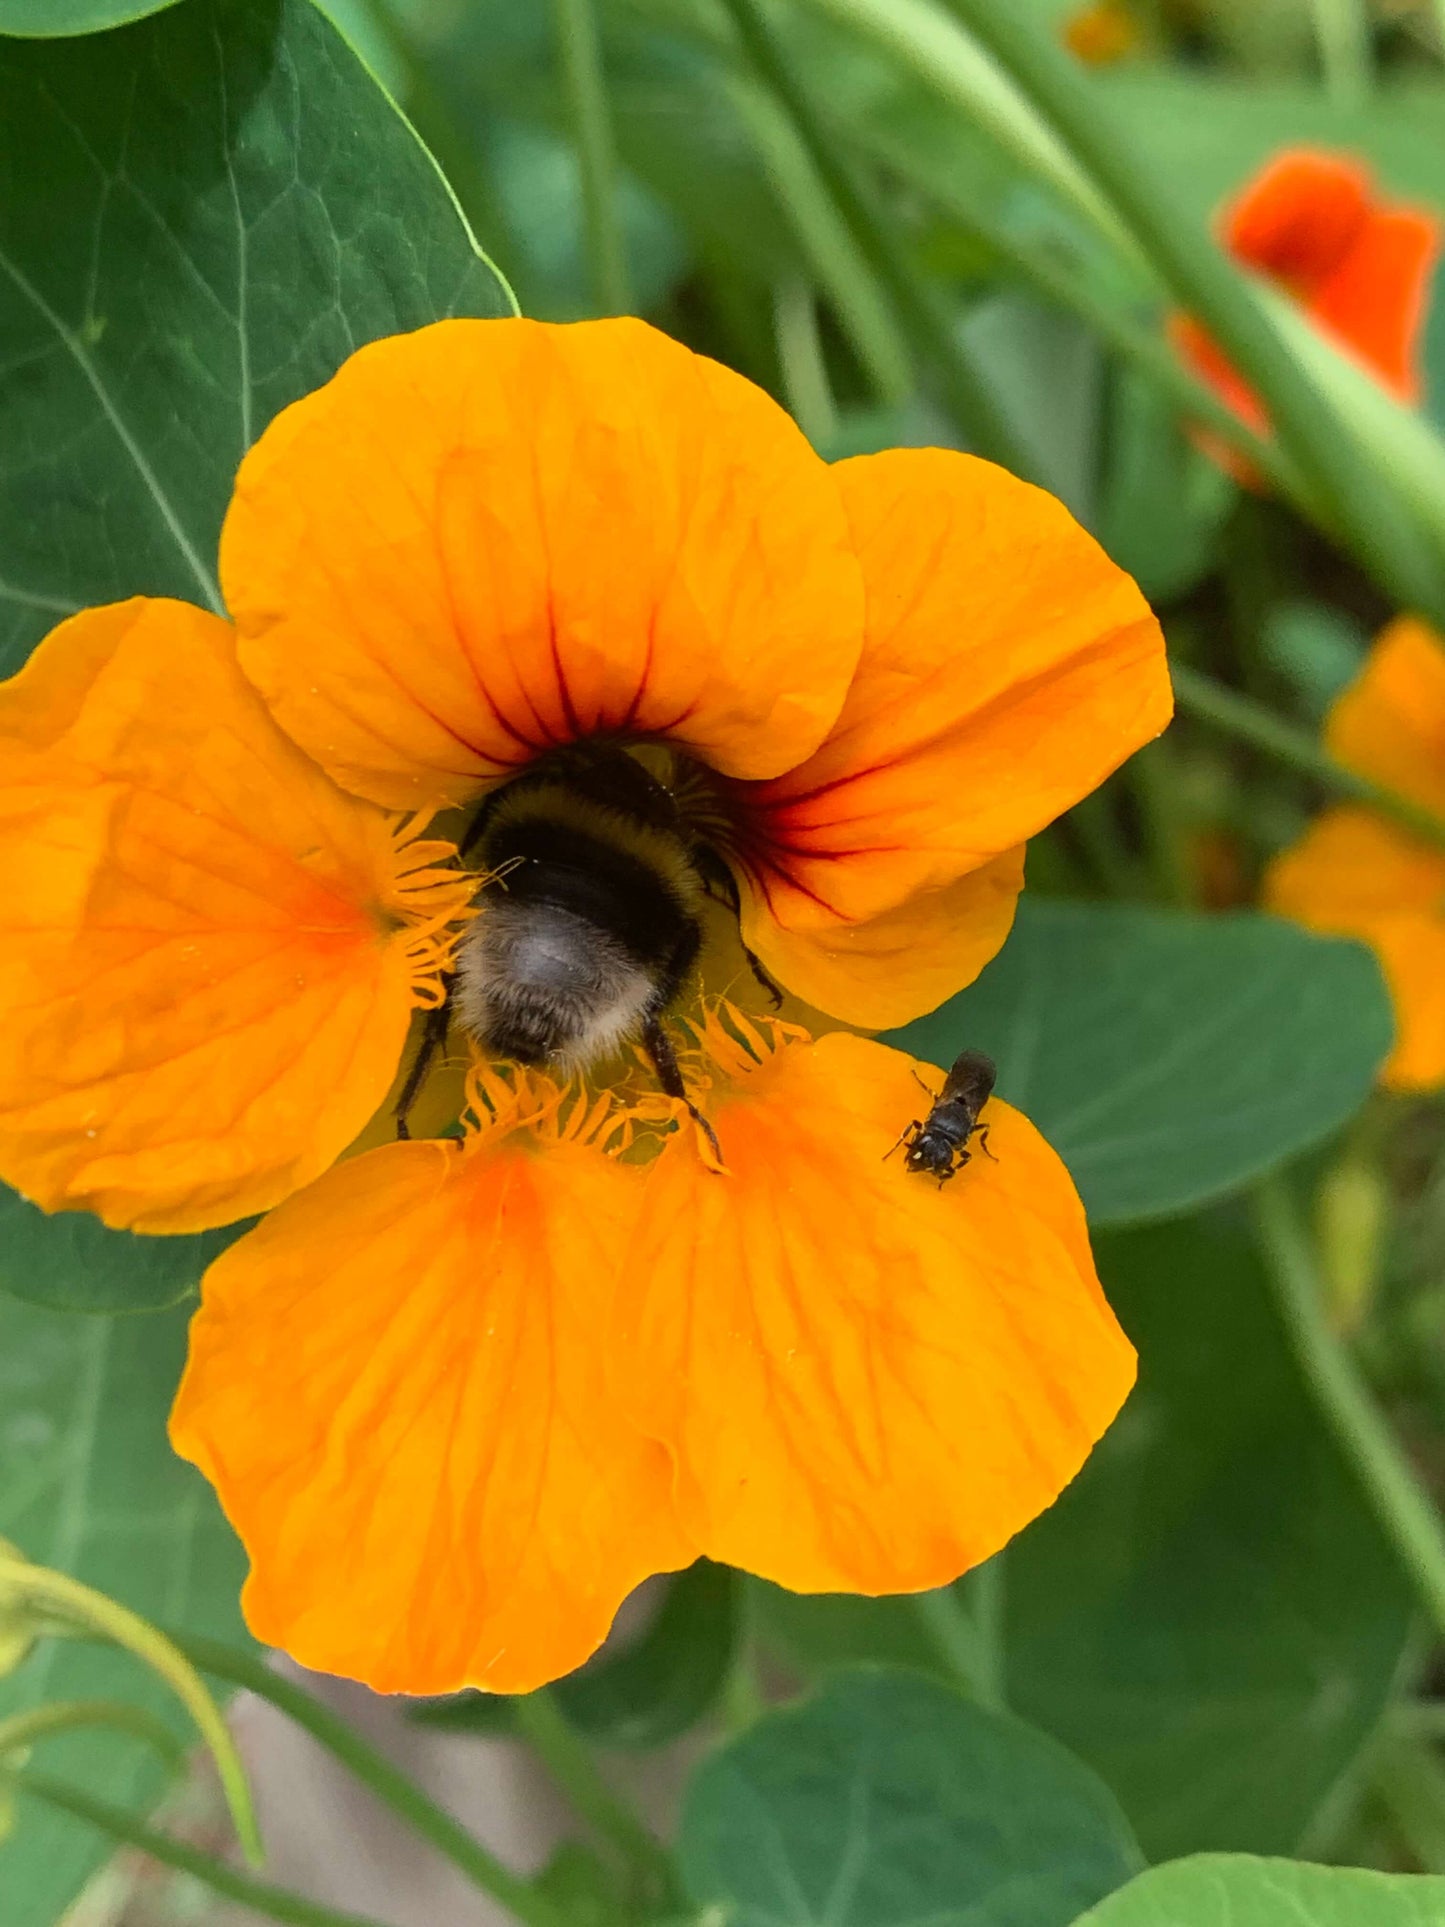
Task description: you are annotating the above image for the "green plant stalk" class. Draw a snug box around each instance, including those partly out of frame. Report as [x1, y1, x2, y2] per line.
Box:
[1309, 0, 1372, 106]
[0, 1699, 187, 1773]
[850, 123, 1310, 507]
[934, 0, 1445, 625]
[1129, 737, 1195, 909]
[1372, 1735, 1445, 1871]
[511, 1687, 679, 1909]
[168, 1632, 567, 1927]
[550, 0, 634, 314]
[13, 1773, 389, 1927]
[911, 1559, 1005, 1711]
[731, 80, 914, 405]
[773, 275, 841, 446]
[0, 1556, 259, 1864]
[1170, 661, 1445, 855]
[717, 0, 1042, 482]
[1253, 1174, 1445, 1642]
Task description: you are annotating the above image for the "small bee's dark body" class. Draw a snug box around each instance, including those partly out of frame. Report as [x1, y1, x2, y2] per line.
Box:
[900, 1049, 996, 1182]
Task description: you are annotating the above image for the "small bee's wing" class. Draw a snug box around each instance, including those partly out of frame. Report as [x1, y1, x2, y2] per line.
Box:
[943, 1048, 996, 1106]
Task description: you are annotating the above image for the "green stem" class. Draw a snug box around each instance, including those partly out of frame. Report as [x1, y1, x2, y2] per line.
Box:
[14, 1774, 389, 1927]
[1129, 737, 1195, 908]
[910, 1559, 1006, 1711]
[512, 1688, 678, 1909]
[773, 275, 841, 446]
[0, 1557, 259, 1864]
[168, 1633, 566, 1927]
[935, 0, 1445, 623]
[1372, 1735, 1445, 1871]
[1253, 1174, 1445, 1641]
[852, 128, 1307, 505]
[0, 1699, 186, 1773]
[1170, 661, 1445, 855]
[550, 0, 633, 315]
[718, 0, 1043, 482]
[1309, 0, 1373, 106]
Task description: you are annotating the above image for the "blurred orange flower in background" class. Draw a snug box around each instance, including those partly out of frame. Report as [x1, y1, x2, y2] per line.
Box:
[1266, 617, 1445, 1091]
[0, 317, 1170, 1692]
[1174, 149, 1441, 469]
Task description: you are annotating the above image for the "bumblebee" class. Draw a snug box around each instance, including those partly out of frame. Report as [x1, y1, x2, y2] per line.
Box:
[892, 1049, 996, 1183]
[394, 743, 758, 1148]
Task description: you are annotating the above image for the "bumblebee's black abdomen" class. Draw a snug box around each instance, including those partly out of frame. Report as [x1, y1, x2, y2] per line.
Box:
[486, 815, 694, 970]
[453, 765, 707, 1072]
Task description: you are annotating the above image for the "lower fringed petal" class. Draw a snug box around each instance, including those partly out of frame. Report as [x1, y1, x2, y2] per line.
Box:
[169, 1122, 693, 1696]
[0, 599, 457, 1232]
[1265, 805, 1445, 1091]
[741, 845, 1025, 1030]
[610, 1030, 1135, 1595]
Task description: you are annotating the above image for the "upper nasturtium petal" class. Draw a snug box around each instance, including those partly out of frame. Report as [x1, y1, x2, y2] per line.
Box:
[0, 599, 443, 1234]
[222, 316, 865, 813]
[611, 1030, 1135, 1595]
[0, 0, 513, 676]
[730, 446, 1171, 935]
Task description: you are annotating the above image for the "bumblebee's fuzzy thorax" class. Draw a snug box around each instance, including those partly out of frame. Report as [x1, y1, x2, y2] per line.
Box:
[454, 761, 706, 1073]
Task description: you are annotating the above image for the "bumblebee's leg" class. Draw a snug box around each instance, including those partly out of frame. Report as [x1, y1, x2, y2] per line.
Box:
[394, 977, 456, 1140]
[642, 1012, 723, 1165]
[696, 845, 784, 1007]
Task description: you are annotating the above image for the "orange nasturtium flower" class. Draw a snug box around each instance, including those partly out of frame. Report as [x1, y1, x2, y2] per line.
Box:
[1062, 0, 1140, 67]
[1266, 616, 1445, 1092]
[0, 318, 1170, 1694]
[1174, 148, 1441, 469]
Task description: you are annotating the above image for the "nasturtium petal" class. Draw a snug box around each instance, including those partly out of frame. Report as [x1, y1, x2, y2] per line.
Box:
[223, 317, 864, 812]
[611, 1031, 1134, 1595]
[0, 599, 441, 1233]
[1265, 806, 1445, 1091]
[170, 1124, 692, 1696]
[744, 844, 1026, 1030]
[1325, 615, 1445, 818]
[729, 448, 1170, 941]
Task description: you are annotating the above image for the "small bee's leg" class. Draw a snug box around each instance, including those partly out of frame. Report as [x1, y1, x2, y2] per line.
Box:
[642, 1013, 723, 1165]
[973, 1123, 997, 1162]
[883, 1120, 921, 1164]
[911, 1067, 941, 1100]
[395, 979, 456, 1140]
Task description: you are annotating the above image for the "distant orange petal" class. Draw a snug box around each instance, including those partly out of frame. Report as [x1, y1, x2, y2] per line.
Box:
[223, 318, 863, 812]
[611, 1029, 1134, 1593]
[1265, 807, 1438, 1089]
[170, 1091, 691, 1695]
[1178, 150, 1441, 446]
[1312, 205, 1440, 404]
[746, 844, 1025, 1030]
[1325, 616, 1445, 818]
[726, 449, 1168, 1016]
[1225, 150, 1372, 293]
[0, 599, 461, 1233]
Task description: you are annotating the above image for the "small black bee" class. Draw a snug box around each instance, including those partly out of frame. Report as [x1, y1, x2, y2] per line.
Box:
[893, 1049, 997, 1183]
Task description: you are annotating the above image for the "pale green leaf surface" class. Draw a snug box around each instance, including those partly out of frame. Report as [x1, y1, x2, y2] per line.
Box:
[886, 901, 1393, 1225]
[0, 0, 183, 33]
[0, 1295, 247, 1927]
[1073, 1853, 1445, 1925]
[679, 1668, 1142, 1927]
